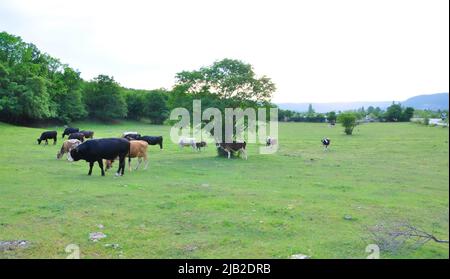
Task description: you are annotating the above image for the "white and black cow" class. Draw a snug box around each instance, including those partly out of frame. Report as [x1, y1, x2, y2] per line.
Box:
[321, 138, 331, 150]
[70, 138, 130, 176]
[37, 131, 57, 145]
[62, 127, 79, 138]
[266, 136, 278, 147]
[122, 132, 141, 141]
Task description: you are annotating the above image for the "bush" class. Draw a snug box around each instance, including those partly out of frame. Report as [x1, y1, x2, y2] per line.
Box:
[338, 112, 358, 135]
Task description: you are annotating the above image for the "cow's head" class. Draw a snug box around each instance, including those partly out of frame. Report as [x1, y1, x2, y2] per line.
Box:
[104, 159, 114, 170]
[69, 147, 82, 161]
[37, 138, 42, 145]
[56, 148, 64, 159]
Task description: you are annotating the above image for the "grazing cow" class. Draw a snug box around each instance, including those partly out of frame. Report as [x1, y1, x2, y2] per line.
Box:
[68, 132, 85, 142]
[195, 141, 207, 151]
[179, 137, 197, 149]
[266, 136, 278, 147]
[122, 132, 141, 140]
[218, 142, 247, 159]
[70, 138, 130, 176]
[80, 130, 94, 139]
[105, 140, 149, 172]
[57, 139, 81, 160]
[321, 138, 331, 150]
[37, 131, 57, 145]
[62, 127, 79, 138]
[137, 136, 163, 149]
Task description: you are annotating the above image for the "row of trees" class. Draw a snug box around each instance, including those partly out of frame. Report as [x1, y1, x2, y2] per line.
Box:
[0, 32, 170, 124]
[279, 103, 415, 124]
[1, 32, 276, 129]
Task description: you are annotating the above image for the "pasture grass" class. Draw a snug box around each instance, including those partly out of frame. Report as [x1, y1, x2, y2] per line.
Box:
[0, 121, 448, 258]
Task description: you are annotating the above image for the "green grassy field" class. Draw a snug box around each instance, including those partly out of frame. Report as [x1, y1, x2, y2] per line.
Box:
[0, 121, 448, 259]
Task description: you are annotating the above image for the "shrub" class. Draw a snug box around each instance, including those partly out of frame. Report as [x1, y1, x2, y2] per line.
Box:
[338, 112, 358, 135]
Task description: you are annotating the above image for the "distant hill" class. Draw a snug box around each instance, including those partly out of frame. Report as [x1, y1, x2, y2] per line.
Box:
[402, 93, 449, 111]
[277, 93, 449, 112]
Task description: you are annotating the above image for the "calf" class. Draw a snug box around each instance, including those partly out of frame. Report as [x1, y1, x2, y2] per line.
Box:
[321, 138, 331, 150]
[105, 140, 149, 171]
[62, 127, 79, 138]
[68, 132, 85, 142]
[37, 131, 57, 145]
[137, 136, 163, 149]
[218, 142, 247, 159]
[195, 141, 207, 151]
[80, 130, 94, 139]
[70, 138, 130, 176]
[57, 139, 81, 160]
[122, 132, 141, 140]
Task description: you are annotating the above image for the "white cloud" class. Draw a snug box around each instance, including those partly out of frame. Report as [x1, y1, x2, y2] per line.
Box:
[1, 0, 448, 102]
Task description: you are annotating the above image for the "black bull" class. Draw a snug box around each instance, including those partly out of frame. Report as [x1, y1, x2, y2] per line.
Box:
[137, 136, 163, 149]
[70, 138, 130, 176]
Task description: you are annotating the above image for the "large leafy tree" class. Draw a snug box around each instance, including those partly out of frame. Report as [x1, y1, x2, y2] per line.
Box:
[143, 89, 169, 124]
[385, 103, 403, 122]
[172, 59, 276, 142]
[175, 58, 275, 104]
[83, 75, 127, 121]
[0, 32, 86, 123]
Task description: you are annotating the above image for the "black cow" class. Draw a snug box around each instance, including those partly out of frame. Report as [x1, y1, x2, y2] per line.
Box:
[137, 136, 163, 149]
[62, 127, 79, 138]
[124, 134, 141, 140]
[70, 138, 130, 176]
[37, 131, 57, 145]
[80, 130, 94, 139]
[68, 132, 85, 142]
[195, 141, 207, 151]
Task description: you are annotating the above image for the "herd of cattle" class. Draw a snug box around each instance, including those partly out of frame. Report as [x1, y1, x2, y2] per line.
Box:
[37, 127, 331, 176]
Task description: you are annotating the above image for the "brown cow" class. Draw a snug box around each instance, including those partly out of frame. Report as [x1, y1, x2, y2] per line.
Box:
[105, 140, 148, 171]
[80, 130, 94, 139]
[218, 142, 247, 159]
[57, 139, 82, 160]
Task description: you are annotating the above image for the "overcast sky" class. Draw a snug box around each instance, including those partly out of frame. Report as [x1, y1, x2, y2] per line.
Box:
[0, 0, 448, 103]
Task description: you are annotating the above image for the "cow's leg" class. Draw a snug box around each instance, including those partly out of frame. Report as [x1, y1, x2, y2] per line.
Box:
[135, 157, 142, 170]
[88, 162, 94, 175]
[143, 154, 149, 170]
[121, 157, 126, 176]
[129, 157, 133, 172]
[116, 156, 125, 176]
[54, 137, 57, 145]
[242, 149, 248, 160]
[45, 139, 48, 145]
[227, 150, 231, 159]
[97, 160, 105, 176]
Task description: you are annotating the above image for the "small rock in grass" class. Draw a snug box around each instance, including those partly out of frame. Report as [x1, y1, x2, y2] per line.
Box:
[89, 232, 107, 242]
[201, 183, 210, 187]
[104, 243, 120, 249]
[290, 254, 311, 259]
[344, 215, 353, 221]
[97, 224, 105, 229]
[0, 240, 29, 251]
[184, 244, 198, 252]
